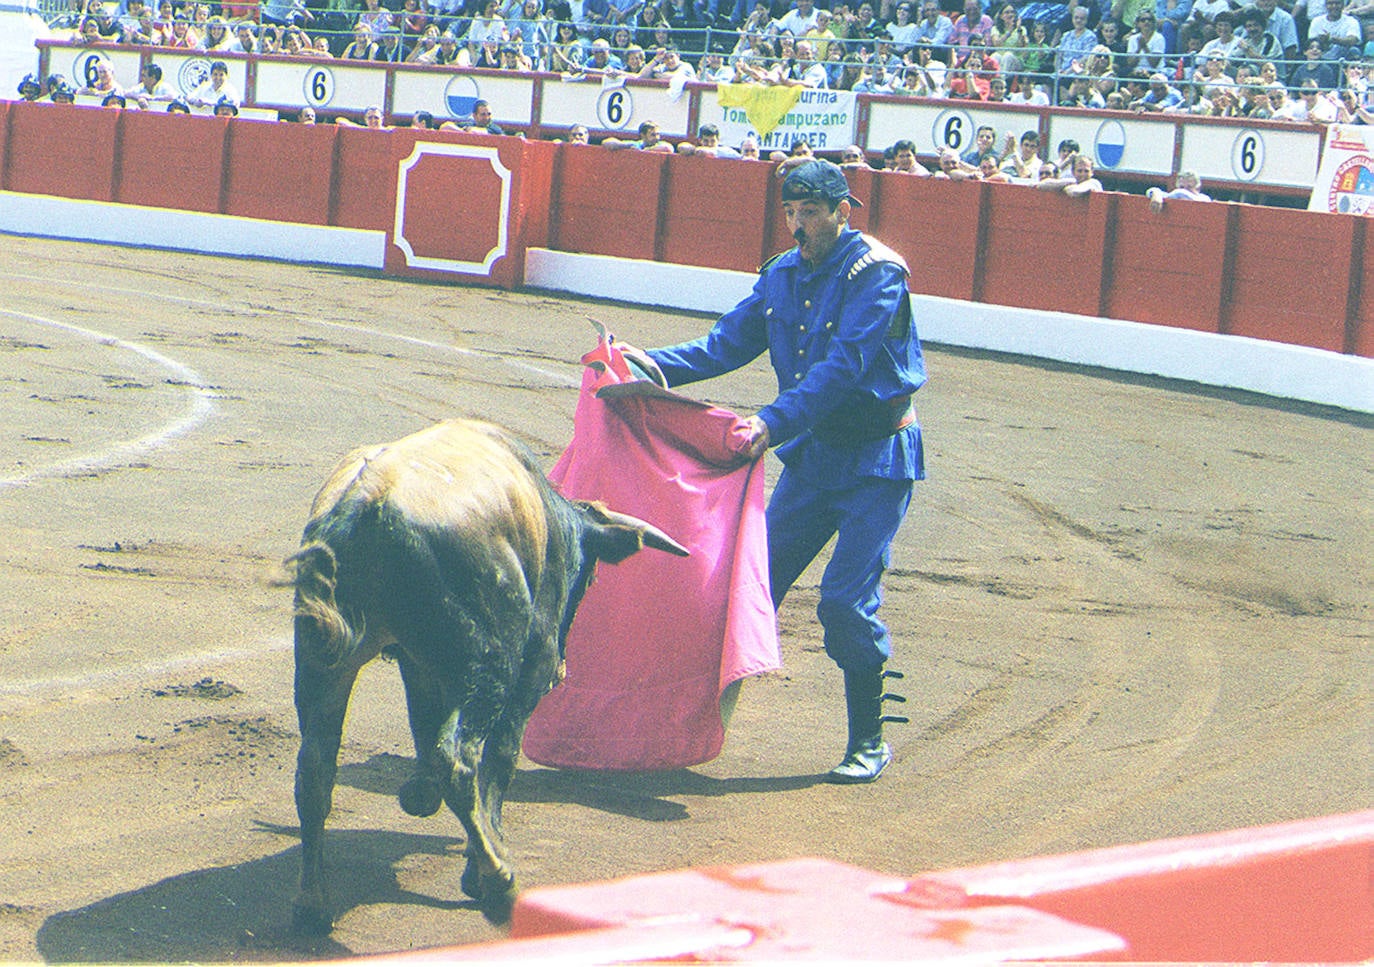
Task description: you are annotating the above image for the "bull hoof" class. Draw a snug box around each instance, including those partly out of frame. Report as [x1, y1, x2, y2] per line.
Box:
[291, 900, 334, 937]
[460, 860, 518, 920]
[460, 858, 483, 900]
[398, 775, 444, 817]
[478, 873, 519, 923]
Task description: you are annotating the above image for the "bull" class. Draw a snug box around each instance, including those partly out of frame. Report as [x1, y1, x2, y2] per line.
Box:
[286, 418, 688, 932]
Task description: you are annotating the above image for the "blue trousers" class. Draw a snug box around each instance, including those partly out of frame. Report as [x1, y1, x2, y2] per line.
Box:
[766, 469, 914, 673]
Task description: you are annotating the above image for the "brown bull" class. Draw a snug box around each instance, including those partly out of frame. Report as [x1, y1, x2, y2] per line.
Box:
[287, 419, 688, 932]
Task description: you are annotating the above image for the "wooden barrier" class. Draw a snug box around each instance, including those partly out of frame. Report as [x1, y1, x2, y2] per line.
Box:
[901, 810, 1374, 963]
[978, 184, 1114, 318]
[0, 101, 9, 188]
[551, 146, 667, 261]
[660, 153, 774, 272]
[1106, 190, 1233, 333]
[1227, 204, 1356, 353]
[383, 812, 1372, 963]
[4, 101, 118, 201]
[223, 119, 337, 224]
[115, 110, 226, 214]
[0, 99, 1368, 357]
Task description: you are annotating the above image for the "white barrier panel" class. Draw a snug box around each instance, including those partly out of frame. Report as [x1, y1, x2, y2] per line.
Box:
[56, 45, 142, 90]
[1182, 121, 1321, 188]
[523, 247, 1374, 414]
[128, 50, 249, 103]
[392, 68, 536, 124]
[870, 99, 1040, 158]
[537, 74, 692, 138]
[1046, 112, 1177, 176]
[255, 57, 387, 114]
[0, 190, 388, 267]
[707, 87, 857, 154]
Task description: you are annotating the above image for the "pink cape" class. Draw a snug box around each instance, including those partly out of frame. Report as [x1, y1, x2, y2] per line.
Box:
[522, 336, 781, 771]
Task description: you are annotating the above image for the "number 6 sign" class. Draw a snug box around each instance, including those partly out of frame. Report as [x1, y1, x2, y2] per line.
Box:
[303, 67, 336, 107]
[1231, 129, 1265, 182]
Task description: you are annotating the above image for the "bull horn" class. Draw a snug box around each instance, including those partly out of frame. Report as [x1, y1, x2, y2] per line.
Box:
[602, 509, 690, 557]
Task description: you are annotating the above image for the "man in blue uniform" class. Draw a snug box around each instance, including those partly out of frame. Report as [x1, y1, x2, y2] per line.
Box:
[647, 159, 927, 784]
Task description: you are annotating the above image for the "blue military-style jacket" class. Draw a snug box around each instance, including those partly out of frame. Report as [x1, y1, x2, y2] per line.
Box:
[649, 227, 926, 489]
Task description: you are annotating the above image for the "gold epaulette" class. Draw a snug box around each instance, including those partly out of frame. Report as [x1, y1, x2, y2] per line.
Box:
[848, 235, 910, 280]
[758, 250, 788, 273]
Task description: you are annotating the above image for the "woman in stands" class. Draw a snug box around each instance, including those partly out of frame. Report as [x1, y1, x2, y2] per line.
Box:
[1019, 19, 1053, 85]
[465, 0, 507, 53]
[609, 24, 634, 56]
[400, 0, 430, 39]
[550, 20, 586, 71]
[200, 15, 234, 51]
[341, 23, 379, 58]
[164, 13, 200, 48]
[989, 2, 1027, 71]
[407, 23, 443, 59]
[357, 0, 394, 39]
[634, 3, 669, 50]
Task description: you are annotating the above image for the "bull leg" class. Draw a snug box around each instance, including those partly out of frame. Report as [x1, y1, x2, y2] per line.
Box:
[292, 662, 360, 935]
[394, 651, 448, 818]
[469, 641, 561, 920]
[440, 706, 517, 919]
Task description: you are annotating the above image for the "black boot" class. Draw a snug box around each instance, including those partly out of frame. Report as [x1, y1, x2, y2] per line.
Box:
[827, 667, 907, 784]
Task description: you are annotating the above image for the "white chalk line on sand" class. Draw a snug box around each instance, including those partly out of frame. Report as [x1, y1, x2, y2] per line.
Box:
[0, 276, 579, 490]
[0, 307, 217, 490]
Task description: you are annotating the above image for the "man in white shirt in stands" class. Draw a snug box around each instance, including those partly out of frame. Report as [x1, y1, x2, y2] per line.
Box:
[188, 61, 240, 109]
[785, 39, 829, 87]
[775, 0, 820, 40]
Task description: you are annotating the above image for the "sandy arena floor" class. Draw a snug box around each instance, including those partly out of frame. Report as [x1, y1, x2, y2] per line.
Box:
[0, 235, 1368, 961]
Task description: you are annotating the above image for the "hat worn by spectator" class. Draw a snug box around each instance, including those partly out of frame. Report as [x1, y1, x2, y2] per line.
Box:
[168, 97, 191, 113]
[102, 91, 126, 107]
[781, 159, 863, 207]
[214, 95, 239, 116]
[50, 82, 76, 103]
[18, 73, 41, 97]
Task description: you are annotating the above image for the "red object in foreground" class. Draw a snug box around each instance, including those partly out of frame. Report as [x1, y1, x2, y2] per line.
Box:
[359, 810, 1372, 963]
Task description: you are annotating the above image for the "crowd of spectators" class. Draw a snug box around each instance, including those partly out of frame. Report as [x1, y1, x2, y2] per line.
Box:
[27, 0, 1374, 138]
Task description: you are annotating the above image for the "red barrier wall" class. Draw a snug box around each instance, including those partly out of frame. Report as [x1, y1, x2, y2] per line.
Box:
[873, 176, 982, 303]
[224, 120, 338, 225]
[331, 126, 403, 233]
[552, 147, 667, 261]
[0, 102, 9, 191]
[0, 104, 1368, 359]
[1107, 192, 1233, 333]
[1355, 222, 1374, 356]
[661, 155, 773, 272]
[1226, 205, 1355, 352]
[906, 811, 1374, 963]
[115, 110, 226, 214]
[980, 187, 1113, 318]
[384, 130, 555, 287]
[4, 102, 118, 201]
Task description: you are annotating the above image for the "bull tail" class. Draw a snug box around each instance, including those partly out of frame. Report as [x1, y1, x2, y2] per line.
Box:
[286, 542, 361, 668]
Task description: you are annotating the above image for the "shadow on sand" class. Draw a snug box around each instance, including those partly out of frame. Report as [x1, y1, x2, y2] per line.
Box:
[34, 827, 468, 963]
[36, 761, 821, 962]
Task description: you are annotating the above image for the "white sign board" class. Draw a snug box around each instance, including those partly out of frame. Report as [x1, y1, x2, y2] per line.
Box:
[706, 87, 856, 153]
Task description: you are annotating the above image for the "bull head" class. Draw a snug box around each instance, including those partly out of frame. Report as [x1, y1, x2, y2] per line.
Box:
[577, 501, 690, 564]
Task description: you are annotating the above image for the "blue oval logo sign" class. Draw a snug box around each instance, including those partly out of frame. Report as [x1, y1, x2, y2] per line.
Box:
[1094, 119, 1126, 169]
[444, 75, 481, 120]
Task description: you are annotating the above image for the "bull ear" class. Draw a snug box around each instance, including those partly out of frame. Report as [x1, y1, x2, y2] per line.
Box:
[579, 503, 690, 563]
